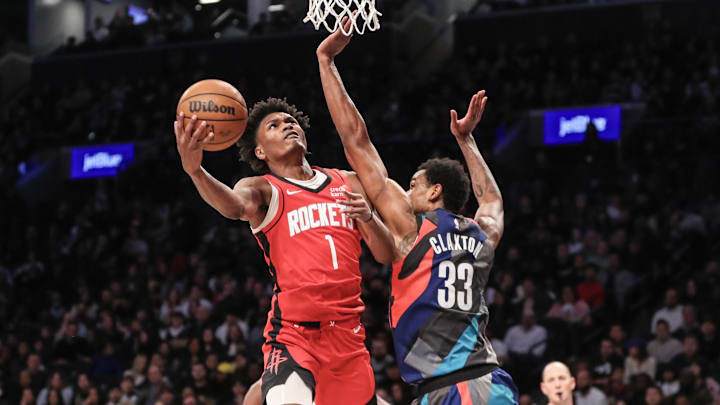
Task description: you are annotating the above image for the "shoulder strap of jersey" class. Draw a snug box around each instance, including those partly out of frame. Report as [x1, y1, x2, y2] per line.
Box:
[251, 175, 285, 234]
[315, 167, 345, 186]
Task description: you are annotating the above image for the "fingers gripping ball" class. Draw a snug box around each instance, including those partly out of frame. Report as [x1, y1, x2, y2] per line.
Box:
[177, 79, 248, 151]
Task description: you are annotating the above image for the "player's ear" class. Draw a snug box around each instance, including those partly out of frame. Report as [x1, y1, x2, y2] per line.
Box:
[429, 184, 443, 202]
[569, 377, 576, 391]
[255, 145, 266, 161]
[540, 382, 547, 396]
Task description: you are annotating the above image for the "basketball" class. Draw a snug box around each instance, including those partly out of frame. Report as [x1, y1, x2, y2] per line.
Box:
[176, 79, 248, 151]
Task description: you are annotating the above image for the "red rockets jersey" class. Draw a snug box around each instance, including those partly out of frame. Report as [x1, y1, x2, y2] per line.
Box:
[253, 167, 364, 322]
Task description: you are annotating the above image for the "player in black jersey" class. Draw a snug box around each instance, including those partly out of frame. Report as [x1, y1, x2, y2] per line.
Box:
[317, 21, 519, 405]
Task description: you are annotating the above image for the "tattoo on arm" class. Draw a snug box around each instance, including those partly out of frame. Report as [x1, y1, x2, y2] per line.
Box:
[474, 172, 499, 199]
[397, 232, 418, 257]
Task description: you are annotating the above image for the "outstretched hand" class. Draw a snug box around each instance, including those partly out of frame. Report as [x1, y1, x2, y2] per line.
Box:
[316, 16, 354, 60]
[174, 111, 215, 176]
[450, 90, 488, 139]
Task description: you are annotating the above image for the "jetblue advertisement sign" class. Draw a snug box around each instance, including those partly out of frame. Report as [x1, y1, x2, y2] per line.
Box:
[544, 106, 621, 145]
[70, 143, 134, 179]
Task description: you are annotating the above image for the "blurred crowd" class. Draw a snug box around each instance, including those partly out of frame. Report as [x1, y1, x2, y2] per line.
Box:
[474, 0, 640, 13]
[58, 0, 418, 54]
[55, 0, 650, 54]
[2, 4, 720, 405]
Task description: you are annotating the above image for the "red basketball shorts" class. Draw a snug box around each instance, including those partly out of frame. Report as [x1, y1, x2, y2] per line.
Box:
[260, 316, 376, 405]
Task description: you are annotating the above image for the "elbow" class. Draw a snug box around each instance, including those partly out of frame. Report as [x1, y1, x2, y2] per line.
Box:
[221, 205, 245, 220]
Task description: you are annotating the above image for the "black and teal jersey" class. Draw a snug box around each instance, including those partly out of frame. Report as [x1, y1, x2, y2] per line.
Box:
[389, 209, 499, 384]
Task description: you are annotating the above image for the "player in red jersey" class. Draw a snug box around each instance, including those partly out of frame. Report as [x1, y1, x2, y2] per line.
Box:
[174, 86, 394, 405]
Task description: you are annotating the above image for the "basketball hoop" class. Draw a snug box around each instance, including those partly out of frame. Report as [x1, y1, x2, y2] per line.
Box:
[303, 0, 382, 35]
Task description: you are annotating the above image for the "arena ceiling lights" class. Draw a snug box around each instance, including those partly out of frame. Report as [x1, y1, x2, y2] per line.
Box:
[198, 0, 222, 4]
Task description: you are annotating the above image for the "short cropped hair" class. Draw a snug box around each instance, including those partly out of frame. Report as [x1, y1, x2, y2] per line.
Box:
[237, 97, 310, 174]
[417, 157, 470, 214]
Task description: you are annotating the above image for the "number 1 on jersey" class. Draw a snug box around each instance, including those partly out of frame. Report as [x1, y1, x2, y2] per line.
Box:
[325, 235, 339, 270]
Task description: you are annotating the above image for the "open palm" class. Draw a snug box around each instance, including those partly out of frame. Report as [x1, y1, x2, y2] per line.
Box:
[450, 90, 488, 139]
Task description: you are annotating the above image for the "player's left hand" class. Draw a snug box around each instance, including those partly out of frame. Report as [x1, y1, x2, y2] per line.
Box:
[316, 15, 354, 60]
[450, 90, 488, 139]
[337, 190, 373, 223]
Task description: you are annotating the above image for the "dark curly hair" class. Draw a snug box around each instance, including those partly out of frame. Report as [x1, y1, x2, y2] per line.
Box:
[237, 97, 311, 174]
[417, 157, 470, 214]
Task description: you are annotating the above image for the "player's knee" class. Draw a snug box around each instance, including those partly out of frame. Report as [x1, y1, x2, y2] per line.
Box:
[265, 372, 313, 405]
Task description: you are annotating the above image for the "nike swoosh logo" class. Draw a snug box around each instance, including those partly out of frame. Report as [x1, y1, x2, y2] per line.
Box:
[287, 190, 302, 195]
[353, 325, 361, 334]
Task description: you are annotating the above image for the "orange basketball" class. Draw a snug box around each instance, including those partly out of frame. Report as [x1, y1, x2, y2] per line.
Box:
[176, 79, 248, 151]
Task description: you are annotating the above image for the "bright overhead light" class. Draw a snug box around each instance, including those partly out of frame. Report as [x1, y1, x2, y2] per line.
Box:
[199, 0, 221, 4]
[268, 4, 285, 12]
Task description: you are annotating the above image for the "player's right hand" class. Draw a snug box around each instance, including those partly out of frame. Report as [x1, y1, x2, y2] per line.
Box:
[316, 15, 354, 60]
[450, 90, 487, 140]
[174, 111, 215, 176]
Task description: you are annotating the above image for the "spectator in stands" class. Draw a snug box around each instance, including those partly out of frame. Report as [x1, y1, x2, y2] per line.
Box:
[370, 336, 395, 387]
[671, 335, 703, 372]
[12, 370, 34, 404]
[574, 369, 608, 405]
[125, 355, 148, 389]
[643, 385, 664, 405]
[698, 318, 719, 360]
[20, 389, 35, 405]
[646, 319, 683, 365]
[673, 305, 700, 340]
[71, 373, 92, 405]
[107, 387, 122, 405]
[37, 372, 73, 405]
[547, 285, 591, 325]
[504, 309, 547, 358]
[623, 338, 656, 383]
[590, 339, 623, 389]
[676, 369, 713, 404]
[576, 265, 605, 309]
[24, 352, 46, 392]
[608, 324, 627, 358]
[161, 312, 191, 354]
[608, 255, 636, 311]
[141, 365, 165, 405]
[91, 342, 121, 381]
[650, 288, 684, 334]
[53, 321, 90, 367]
[658, 369, 679, 397]
[188, 363, 214, 404]
[513, 278, 552, 319]
[224, 323, 246, 359]
[119, 375, 139, 405]
[159, 289, 188, 323]
[606, 368, 627, 401]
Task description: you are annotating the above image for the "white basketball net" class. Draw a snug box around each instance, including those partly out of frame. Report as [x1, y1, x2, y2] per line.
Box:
[303, 0, 382, 35]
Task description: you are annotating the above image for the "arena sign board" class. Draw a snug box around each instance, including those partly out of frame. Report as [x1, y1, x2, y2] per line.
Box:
[544, 105, 621, 145]
[70, 143, 134, 179]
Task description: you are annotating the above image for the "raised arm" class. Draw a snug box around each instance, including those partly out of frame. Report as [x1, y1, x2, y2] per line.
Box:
[316, 18, 416, 243]
[450, 91, 504, 248]
[174, 113, 267, 222]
